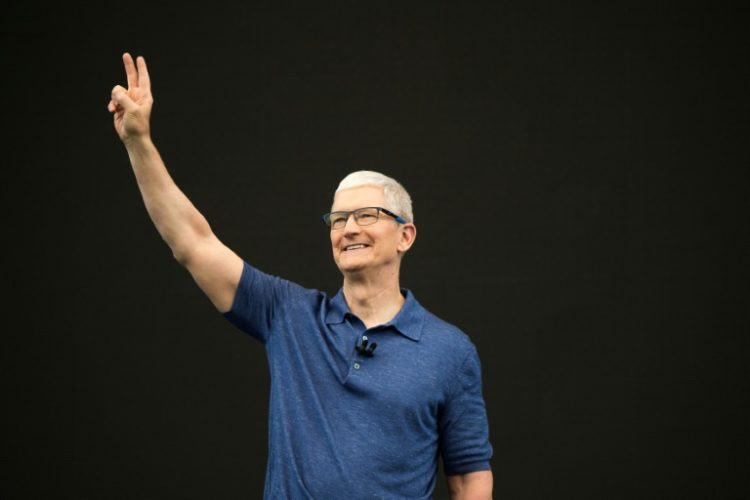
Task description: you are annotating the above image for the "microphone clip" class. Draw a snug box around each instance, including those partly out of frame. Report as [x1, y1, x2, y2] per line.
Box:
[355, 336, 377, 357]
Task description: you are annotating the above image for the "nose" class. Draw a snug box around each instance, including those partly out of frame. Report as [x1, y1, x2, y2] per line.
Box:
[342, 213, 361, 234]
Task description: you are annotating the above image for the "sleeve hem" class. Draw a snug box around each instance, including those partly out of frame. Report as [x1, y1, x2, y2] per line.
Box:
[222, 261, 252, 317]
[444, 460, 491, 476]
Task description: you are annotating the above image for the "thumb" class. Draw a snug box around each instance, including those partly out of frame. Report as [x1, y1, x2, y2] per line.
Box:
[111, 85, 138, 113]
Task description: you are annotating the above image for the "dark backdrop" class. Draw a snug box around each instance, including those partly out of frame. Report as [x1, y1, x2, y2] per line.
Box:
[2, 2, 747, 499]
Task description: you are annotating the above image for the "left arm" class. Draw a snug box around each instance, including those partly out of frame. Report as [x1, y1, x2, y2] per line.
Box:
[447, 470, 493, 499]
[440, 343, 493, 498]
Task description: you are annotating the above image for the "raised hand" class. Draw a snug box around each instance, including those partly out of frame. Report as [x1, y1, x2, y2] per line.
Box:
[108, 53, 153, 143]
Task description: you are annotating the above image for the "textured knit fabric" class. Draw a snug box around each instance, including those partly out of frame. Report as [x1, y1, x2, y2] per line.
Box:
[223, 262, 492, 499]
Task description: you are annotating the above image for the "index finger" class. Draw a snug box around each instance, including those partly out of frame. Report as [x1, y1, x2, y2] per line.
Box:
[136, 56, 151, 92]
[123, 52, 138, 89]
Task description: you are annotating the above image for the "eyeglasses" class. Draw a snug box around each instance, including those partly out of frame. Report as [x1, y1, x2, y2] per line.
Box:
[322, 206, 407, 230]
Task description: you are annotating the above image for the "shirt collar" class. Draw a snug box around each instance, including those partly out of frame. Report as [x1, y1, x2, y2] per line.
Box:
[326, 288, 425, 342]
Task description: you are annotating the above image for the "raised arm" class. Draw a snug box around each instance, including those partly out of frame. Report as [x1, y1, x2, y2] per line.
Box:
[108, 52, 243, 312]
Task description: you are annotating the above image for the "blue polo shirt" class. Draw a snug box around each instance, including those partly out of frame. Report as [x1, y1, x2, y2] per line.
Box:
[224, 262, 492, 499]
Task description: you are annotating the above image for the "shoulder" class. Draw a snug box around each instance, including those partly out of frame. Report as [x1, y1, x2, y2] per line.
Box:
[242, 261, 323, 294]
[232, 261, 330, 313]
[225, 262, 332, 342]
[414, 308, 487, 400]
[418, 306, 478, 365]
[422, 308, 474, 347]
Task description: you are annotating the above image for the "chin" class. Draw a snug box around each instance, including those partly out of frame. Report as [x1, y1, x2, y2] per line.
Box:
[335, 255, 371, 273]
[336, 261, 367, 274]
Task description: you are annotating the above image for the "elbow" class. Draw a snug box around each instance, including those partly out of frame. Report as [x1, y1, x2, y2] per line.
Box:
[171, 222, 215, 267]
[173, 248, 191, 266]
[171, 232, 218, 268]
[171, 238, 202, 267]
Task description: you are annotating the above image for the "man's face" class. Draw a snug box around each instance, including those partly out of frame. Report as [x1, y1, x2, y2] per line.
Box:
[329, 185, 414, 275]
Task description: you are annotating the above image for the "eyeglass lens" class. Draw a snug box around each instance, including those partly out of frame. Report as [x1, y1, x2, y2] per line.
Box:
[330, 207, 381, 228]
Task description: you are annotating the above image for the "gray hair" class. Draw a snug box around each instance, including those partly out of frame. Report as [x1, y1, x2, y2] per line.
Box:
[335, 170, 414, 222]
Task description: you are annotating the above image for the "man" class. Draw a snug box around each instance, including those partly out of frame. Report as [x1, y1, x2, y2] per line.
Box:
[108, 52, 493, 499]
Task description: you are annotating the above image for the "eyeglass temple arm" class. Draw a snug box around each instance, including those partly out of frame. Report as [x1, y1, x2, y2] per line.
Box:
[380, 208, 407, 224]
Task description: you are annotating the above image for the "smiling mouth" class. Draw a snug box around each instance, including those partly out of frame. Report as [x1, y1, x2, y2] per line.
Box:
[344, 244, 369, 251]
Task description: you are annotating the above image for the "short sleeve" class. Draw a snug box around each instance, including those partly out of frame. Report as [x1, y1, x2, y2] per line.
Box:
[439, 344, 493, 475]
[222, 261, 293, 343]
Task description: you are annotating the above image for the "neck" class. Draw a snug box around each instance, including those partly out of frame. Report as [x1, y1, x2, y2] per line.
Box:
[342, 267, 404, 329]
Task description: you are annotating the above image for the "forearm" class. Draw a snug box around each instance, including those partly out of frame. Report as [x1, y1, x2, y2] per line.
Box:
[125, 136, 212, 263]
[447, 470, 493, 500]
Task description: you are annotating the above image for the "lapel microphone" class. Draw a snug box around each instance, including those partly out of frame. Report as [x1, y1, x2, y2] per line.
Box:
[355, 336, 377, 357]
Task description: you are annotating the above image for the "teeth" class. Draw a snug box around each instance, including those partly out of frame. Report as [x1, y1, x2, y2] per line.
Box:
[346, 244, 366, 250]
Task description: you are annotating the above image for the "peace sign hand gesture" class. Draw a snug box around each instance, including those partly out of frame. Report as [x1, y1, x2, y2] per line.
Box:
[108, 53, 153, 143]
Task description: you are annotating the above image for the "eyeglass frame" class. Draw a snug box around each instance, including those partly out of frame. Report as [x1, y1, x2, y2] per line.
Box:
[321, 206, 407, 229]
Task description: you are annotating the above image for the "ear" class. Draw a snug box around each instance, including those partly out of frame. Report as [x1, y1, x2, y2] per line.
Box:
[397, 223, 417, 254]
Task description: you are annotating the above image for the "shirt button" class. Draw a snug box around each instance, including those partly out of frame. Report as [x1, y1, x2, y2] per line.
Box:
[353, 362, 361, 370]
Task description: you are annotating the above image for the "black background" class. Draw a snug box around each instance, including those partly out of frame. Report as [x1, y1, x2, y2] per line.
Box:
[2, 2, 748, 499]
